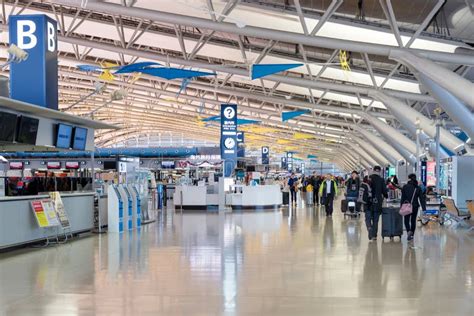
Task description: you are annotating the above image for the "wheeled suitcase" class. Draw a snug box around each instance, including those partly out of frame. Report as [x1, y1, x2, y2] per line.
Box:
[282, 192, 289, 205]
[382, 207, 403, 240]
[306, 191, 314, 205]
[341, 199, 348, 213]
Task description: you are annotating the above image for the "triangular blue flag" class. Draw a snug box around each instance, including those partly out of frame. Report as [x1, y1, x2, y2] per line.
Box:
[237, 119, 261, 125]
[114, 62, 161, 74]
[140, 67, 216, 80]
[307, 154, 317, 159]
[202, 115, 220, 122]
[251, 63, 303, 80]
[282, 109, 310, 122]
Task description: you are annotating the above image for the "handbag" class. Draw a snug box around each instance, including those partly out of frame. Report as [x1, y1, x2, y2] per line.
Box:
[399, 188, 417, 216]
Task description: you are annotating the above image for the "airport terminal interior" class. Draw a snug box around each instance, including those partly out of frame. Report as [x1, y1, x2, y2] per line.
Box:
[0, 0, 473, 315]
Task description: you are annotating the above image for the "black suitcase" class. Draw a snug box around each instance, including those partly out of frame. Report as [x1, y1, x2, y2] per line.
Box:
[382, 207, 403, 239]
[282, 192, 289, 205]
[341, 199, 348, 213]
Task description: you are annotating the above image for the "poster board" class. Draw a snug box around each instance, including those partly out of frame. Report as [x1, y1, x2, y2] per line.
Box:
[31, 200, 59, 228]
[49, 192, 70, 228]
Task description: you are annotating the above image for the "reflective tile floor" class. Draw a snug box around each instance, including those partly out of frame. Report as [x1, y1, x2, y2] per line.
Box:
[1, 196, 473, 315]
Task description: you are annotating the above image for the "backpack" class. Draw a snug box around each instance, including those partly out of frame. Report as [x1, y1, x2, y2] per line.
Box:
[358, 182, 372, 204]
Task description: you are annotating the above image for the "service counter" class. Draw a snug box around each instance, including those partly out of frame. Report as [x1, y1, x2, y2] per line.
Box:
[227, 185, 282, 210]
[173, 185, 219, 209]
[0, 192, 95, 249]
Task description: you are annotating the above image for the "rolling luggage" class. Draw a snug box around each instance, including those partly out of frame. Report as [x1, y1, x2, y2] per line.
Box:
[341, 199, 348, 212]
[382, 206, 403, 240]
[306, 191, 314, 206]
[282, 192, 289, 205]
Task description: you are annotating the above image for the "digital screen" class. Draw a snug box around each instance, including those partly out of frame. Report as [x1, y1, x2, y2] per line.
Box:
[16, 116, 39, 145]
[47, 162, 61, 169]
[72, 127, 88, 150]
[9, 162, 24, 170]
[161, 161, 175, 169]
[56, 124, 73, 149]
[103, 161, 116, 170]
[0, 111, 18, 142]
[65, 162, 80, 169]
[426, 161, 436, 187]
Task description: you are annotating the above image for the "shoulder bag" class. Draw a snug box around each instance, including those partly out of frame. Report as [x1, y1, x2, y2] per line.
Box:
[399, 187, 417, 216]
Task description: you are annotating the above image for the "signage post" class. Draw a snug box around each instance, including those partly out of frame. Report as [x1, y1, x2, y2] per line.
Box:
[9, 15, 58, 110]
[262, 146, 269, 165]
[220, 104, 237, 177]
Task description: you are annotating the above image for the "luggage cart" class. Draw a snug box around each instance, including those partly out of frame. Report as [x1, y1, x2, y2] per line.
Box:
[344, 197, 360, 219]
[419, 195, 445, 226]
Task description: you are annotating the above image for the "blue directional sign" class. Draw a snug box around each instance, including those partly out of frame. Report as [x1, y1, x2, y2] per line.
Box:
[220, 104, 237, 177]
[286, 152, 293, 172]
[9, 15, 58, 110]
[262, 146, 269, 165]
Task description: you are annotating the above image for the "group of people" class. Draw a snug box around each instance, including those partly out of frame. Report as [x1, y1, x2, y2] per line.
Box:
[284, 165, 427, 242]
[347, 166, 426, 242]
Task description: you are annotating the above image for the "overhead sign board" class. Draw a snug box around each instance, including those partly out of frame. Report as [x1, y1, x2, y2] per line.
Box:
[286, 152, 293, 172]
[9, 15, 58, 110]
[262, 146, 269, 164]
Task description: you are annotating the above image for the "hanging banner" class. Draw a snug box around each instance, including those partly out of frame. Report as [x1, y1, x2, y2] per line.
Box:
[9, 15, 58, 110]
[282, 109, 310, 122]
[251, 63, 303, 80]
[286, 152, 293, 172]
[420, 160, 427, 186]
[262, 146, 269, 164]
[49, 192, 70, 228]
[220, 104, 238, 177]
[237, 131, 245, 158]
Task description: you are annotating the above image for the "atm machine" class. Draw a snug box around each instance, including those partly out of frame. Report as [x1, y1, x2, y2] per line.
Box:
[127, 184, 141, 228]
[107, 185, 124, 233]
[117, 185, 133, 231]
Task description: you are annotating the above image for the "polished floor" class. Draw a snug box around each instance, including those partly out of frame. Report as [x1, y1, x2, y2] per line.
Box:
[1, 195, 473, 316]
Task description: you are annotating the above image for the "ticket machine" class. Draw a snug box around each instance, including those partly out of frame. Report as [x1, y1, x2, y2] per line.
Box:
[107, 185, 124, 233]
[127, 184, 141, 228]
[117, 185, 133, 231]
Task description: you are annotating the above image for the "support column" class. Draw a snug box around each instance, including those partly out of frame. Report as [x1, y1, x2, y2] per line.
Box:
[417, 73, 474, 142]
[354, 126, 403, 166]
[352, 136, 391, 167]
[390, 49, 474, 110]
[361, 112, 417, 164]
[345, 141, 379, 167]
[371, 91, 468, 155]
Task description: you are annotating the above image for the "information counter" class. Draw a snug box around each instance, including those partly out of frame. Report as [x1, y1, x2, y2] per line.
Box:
[0, 192, 95, 249]
[227, 185, 282, 210]
[173, 185, 219, 210]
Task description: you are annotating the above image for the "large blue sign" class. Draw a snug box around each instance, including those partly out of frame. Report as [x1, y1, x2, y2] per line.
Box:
[220, 104, 237, 177]
[262, 146, 269, 164]
[237, 131, 245, 158]
[9, 15, 58, 110]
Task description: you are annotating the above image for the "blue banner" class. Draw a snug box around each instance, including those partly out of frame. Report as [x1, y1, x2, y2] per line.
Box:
[251, 63, 303, 80]
[282, 109, 310, 122]
[286, 152, 293, 172]
[220, 104, 238, 177]
[237, 131, 245, 158]
[262, 146, 269, 165]
[10, 15, 58, 110]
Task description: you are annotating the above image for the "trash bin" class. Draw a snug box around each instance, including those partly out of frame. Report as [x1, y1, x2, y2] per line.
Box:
[306, 190, 314, 206]
[282, 191, 289, 205]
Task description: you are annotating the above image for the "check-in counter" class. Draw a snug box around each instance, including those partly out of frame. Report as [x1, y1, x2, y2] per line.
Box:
[0, 192, 95, 249]
[173, 185, 219, 210]
[227, 185, 282, 210]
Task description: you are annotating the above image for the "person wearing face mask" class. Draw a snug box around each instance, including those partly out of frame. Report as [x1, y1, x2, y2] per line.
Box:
[346, 171, 360, 200]
[319, 174, 338, 216]
[367, 166, 388, 241]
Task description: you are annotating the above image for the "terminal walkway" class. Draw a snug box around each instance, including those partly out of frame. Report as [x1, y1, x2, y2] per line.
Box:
[0, 196, 473, 315]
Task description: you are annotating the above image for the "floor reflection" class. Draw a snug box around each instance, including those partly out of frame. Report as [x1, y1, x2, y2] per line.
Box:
[1, 197, 473, 315]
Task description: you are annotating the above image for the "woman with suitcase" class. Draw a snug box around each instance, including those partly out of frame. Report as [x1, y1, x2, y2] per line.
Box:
[400, 174, 426, 241]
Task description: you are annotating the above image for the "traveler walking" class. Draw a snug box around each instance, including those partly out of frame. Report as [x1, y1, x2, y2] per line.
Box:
[319, 174, 338, 216]
[366, 166, 388, 241]
[288, 173, 298, 205]
[400, 173, 426, 241]
[311, 172, 321, 205]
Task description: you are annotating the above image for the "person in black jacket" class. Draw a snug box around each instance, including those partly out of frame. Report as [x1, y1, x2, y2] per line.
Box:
[366, 166, 388, 241]
[400, 173, 426, 241]
[311, 172, 321, 205]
